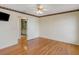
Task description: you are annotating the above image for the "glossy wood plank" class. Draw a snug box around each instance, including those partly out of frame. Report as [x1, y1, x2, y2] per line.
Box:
[0, 37, 79, 55]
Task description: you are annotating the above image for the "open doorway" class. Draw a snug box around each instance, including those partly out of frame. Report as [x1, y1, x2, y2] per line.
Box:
[19, 19, 28, 51]
[21, 19, 27, 36]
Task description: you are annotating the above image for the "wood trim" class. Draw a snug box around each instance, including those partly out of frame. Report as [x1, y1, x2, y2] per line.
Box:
[0, 6, 38, 17]
[0, 6, 79, 18]
[38, 9, 79, 18]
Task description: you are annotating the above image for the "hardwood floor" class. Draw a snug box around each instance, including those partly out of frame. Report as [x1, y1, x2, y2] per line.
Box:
[28, 37, 79, 55]
[0, 37, 79, 55]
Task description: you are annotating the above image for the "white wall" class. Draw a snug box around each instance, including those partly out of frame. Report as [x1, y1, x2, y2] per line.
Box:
[27, 16, 39, 40]
[0, 7, 79, 49]
[39, 12, 79, 45]
[0, 8, 39, 49]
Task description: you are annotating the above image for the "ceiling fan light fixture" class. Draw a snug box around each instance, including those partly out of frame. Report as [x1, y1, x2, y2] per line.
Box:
[36, 4, 44, 14]
[37, 4, 44, 10]
[36, 9, 43, 14]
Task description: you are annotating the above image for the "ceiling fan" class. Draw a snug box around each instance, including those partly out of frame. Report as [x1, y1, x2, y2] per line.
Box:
[36, 4, 46, 14]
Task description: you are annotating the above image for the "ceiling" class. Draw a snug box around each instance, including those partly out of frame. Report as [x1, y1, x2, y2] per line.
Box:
[0, 4, 79, 16]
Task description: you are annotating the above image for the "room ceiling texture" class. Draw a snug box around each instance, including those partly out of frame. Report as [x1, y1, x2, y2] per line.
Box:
[0, 4, 79, 17]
